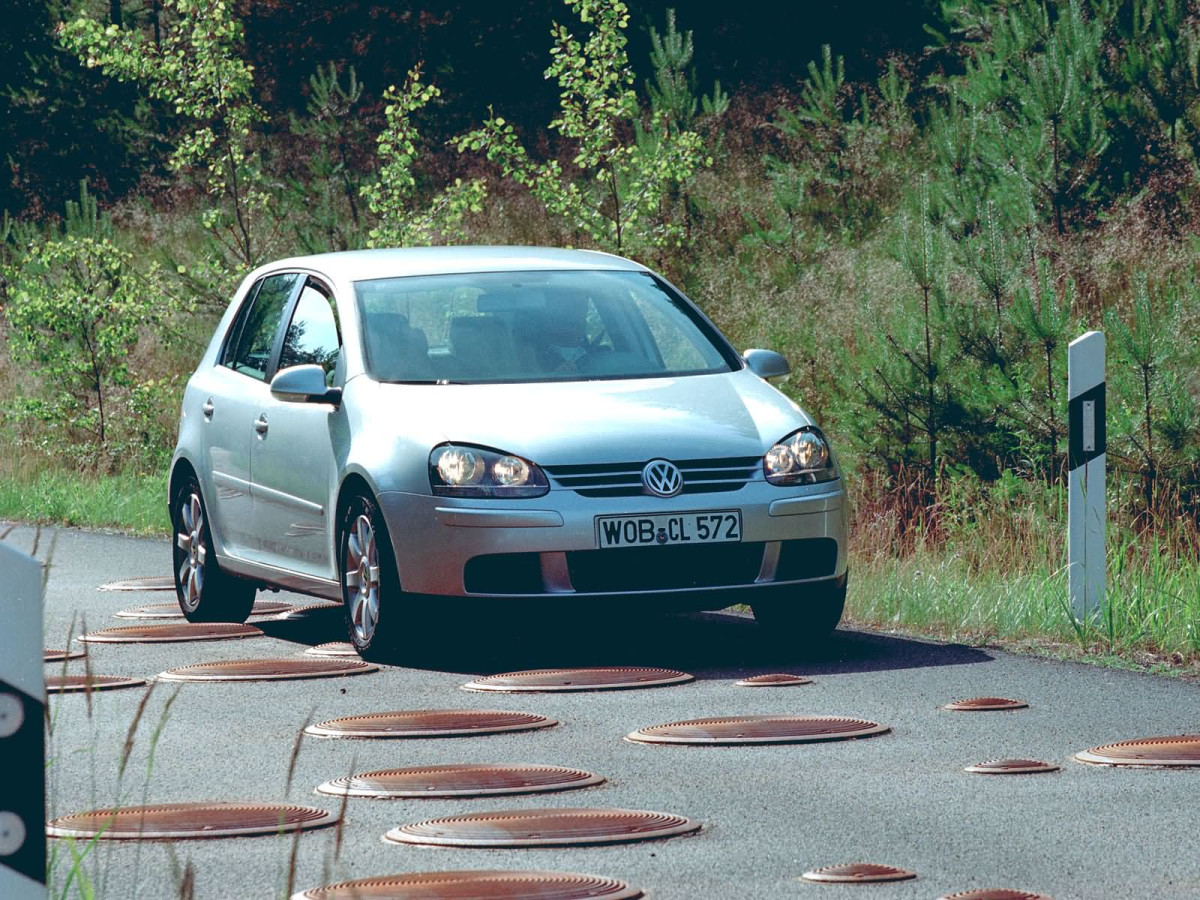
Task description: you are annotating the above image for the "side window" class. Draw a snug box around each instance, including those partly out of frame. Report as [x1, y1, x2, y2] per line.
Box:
[223, 273, 300, 381]
[279, 281, 341, 385]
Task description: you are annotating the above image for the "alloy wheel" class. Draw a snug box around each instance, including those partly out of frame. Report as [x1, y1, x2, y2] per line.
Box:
[345, 513, 381, 645]
[175, 492, 207, 612]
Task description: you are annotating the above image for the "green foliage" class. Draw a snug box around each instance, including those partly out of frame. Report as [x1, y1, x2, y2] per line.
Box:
[1110, 0, 1200, 152]
[645, 8, 728, 133]
[934, 0, 1112, 233]
[2, 181, 183, 469]
[739, 159, 824, 278]
[1000, 255, 1075, 472]
[927, 89, 987, 237]
[456, 0, 709, 256]
[287, 63, 370, 253]
[856, 180, 966, 481]
[6, 0, 1200, 561]
[60, 0, 270, 268]
[749, 45, 914, 265]
[1106, 274, 1200, 507]
[361, 68, 487, 248]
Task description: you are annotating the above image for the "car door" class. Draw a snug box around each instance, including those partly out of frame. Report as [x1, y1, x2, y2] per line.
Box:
[249, 277, 344, 580]
[202, 272, 303, 558]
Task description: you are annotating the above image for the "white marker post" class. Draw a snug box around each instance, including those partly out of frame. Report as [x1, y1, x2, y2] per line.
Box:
[0, 541, 46, 900]
[1068, 331, 1106, 622]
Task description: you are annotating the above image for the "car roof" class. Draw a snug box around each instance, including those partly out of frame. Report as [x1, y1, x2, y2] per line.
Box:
[258, 246, 649, 283]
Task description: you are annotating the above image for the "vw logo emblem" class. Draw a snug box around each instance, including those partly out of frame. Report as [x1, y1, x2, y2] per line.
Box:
[642, 459, 683, 498]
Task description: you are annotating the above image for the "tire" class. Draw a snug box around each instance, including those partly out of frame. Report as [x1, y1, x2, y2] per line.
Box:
[171, 475, 257, 623]
[751, 574, 847, 643]
[339, 492, 408, 659]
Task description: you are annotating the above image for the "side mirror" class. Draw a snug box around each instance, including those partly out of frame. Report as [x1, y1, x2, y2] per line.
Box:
[270, 364, 342, 405]
[744, 348, 791, 380]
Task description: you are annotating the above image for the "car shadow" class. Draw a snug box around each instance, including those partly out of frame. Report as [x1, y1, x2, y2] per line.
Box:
[257, 606, 992, 679]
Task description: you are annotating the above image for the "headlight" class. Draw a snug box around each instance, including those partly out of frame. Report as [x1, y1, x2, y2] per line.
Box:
[429, 444, 549, 498]
[763, 428, 838, 485]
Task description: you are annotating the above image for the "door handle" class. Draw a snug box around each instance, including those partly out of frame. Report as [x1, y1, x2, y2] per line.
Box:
[202, 398, 214, 419]
[253, 414, 269, 436]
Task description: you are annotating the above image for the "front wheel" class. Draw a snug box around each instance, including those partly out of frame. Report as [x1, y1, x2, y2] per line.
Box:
[172, 475, 256, 623]
[340, 492, 407, 659]
[751, 575, 847, 643]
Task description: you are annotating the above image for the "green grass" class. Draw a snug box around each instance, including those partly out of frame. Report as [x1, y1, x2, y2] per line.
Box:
[0, 469, 169, 535]
[848, 511, 1200, 673]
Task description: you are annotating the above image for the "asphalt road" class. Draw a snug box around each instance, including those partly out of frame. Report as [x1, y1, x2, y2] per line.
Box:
[8, 524, 1200, 899]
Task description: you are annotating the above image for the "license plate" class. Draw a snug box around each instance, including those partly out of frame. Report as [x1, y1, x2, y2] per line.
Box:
[596, 510, 742, 548]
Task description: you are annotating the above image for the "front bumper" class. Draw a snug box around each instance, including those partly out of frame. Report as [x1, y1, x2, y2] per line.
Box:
[377, 479, 848, 605]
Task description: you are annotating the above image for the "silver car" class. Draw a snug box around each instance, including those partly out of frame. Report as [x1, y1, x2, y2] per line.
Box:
[170, 247, 848, 656]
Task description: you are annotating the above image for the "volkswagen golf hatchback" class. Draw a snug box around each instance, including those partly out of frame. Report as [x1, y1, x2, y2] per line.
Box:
[170, 247, 848, 656]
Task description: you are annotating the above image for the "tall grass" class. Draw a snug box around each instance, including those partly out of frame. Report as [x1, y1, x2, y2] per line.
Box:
[0, 461, 168, 535]
[847, 472, 1200, 666]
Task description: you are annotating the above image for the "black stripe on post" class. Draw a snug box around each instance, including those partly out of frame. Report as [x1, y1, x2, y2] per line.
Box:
[1068, 382, 1106, 471]
[0, 678, 45, 886]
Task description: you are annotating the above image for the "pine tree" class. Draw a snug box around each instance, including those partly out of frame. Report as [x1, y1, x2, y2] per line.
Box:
[936, 0, 1112, 233]
[1007, 254, 1074, 474]
[1113, 0, 1200, 150]
[857, 179, 971, 493]
[644, 8, 728, 134]
[1107, 274, 1200, 513]
[288, 63, 370, 253]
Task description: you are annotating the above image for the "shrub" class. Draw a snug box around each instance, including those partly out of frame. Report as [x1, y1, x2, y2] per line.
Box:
[455, 0, 708, 257]
[2, 182, 182, 470]
[360, 68, 487, 248]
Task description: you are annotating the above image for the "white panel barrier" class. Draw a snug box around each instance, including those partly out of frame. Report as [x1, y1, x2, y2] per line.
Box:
[1068, 331, 1106, 622]
[0, 540, 46, 899]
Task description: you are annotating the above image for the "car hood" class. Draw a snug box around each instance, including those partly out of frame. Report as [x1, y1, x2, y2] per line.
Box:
[372, 369, 813, 465]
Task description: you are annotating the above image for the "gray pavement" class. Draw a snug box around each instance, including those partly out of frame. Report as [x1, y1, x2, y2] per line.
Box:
[7, 523, 1200, 899]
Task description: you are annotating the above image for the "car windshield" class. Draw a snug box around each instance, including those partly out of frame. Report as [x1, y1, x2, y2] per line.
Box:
[354, 269, 737, 384]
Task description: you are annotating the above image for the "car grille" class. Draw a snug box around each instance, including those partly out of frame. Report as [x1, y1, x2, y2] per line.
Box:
[544, 456, 761, 498]
[461, 539, 838, 595]
[566, 542, 767, 592]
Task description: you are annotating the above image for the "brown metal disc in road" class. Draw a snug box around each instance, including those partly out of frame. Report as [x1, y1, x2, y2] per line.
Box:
[943, 697, 1029, 711]
[44, 649, 86, 663]
[306, 709, 557, 740]
[734, 673, 812, 687]
[940, 891, 1054, 899]
[275, 602, 343, 620]
[305, 642, 358, 658]
[385, 808, 699, 848]
[98, 576, 176, 592]
[317, 763, 605, 799]
[46, 674, 146, 694]
[293, 871, 643, 900]
[115, 603, 184, 619]
[462, 667, 694, 693]
[627, 715, 890, 746]
[965, 758, 1060, 775]
[47, 802, 337, 840]
[158, 658, 377, 683]
[1075, 735, 1200, 767]
[79, 623, 263, 644]
[114, 599, 293, 619]
[801, 863, 917, 884]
